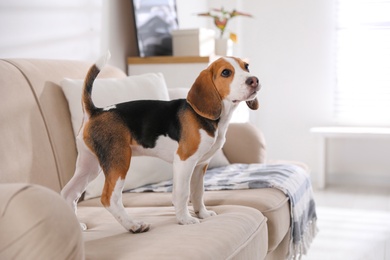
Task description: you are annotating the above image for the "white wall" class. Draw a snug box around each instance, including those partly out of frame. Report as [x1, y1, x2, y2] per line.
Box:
[176, 0, 208, 29]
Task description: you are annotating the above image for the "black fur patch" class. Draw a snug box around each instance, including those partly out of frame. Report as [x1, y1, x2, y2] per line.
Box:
[115, 99, 186, 148]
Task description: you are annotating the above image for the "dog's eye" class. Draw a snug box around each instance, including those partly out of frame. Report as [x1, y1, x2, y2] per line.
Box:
[221, 69, 232, 78]
[245, 63, 250, 72]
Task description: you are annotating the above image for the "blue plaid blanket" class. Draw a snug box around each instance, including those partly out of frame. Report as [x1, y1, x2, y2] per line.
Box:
[127, 163, 318, 260]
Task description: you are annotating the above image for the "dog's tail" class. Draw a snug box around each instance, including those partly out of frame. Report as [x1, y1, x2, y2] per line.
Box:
[82, 50, 111, 116]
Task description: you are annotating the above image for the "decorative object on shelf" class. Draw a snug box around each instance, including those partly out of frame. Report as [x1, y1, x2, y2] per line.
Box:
[214, 37, 233, 56]
[197, 7, 252, 44]
[131, 0, 178, 57]
[171, 28, 215, 57]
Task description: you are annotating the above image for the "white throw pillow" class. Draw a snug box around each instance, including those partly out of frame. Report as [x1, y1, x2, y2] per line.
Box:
[60, 73, 174, 200]
[61, 73, 170, 136]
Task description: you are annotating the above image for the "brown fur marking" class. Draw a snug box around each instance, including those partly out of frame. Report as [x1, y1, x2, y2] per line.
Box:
[177, 109, 202, 161]
[101, 174, 124, 207]
[83, 112, 133, 207]
[207, 59, 234, 100]
[231, 57, 250, 72]
[82, 64, 99, 116]
[202, 164, 208, 176]
[187, 70, 222, 120]
[187, 58, 239, 120]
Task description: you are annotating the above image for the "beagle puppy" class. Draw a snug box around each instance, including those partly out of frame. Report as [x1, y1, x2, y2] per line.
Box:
[61, 52, 260, 233]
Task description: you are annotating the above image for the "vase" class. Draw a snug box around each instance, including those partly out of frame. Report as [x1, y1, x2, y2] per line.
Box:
[214, 38, 233, 56]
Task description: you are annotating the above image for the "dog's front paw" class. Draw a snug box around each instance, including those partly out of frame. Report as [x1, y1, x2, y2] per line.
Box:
[129, 221, 150, 233]
[197, 209, 217, 219]
[178, 215, 200, 225]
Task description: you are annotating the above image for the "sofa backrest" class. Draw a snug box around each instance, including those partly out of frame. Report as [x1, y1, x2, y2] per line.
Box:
[0, 59, 126, 192]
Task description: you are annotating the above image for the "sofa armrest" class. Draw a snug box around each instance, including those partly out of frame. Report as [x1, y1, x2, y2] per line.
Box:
[223, 123, 267, 164]
[0, 184, 84, 260]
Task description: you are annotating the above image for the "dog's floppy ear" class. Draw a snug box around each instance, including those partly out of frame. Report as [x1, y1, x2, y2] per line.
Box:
[187, 70, 222, 120]
[246, 98, 259, 110]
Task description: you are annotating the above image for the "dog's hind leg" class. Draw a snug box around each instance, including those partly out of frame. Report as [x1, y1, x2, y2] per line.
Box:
[100, 147, 150, 233]
[61, 135, 101, 230]
[190, 163, 217, 219]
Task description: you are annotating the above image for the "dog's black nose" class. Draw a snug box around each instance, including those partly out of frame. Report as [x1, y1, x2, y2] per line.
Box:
[246, 76, 259, 88]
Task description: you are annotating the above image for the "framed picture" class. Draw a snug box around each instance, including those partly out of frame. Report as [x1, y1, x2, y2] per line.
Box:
[131, 0, 178, 57]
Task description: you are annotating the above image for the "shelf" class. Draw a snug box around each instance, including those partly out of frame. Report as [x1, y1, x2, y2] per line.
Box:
[310, 126, 390, 138]
[127, 56, 210, 65]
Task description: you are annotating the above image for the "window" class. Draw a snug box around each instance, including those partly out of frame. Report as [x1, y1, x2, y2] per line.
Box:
[335, 0, 390, 126]
[0, 1, 101, 60]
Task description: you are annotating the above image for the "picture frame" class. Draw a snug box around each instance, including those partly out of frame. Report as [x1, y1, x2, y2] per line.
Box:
[131, 0, 179, 57]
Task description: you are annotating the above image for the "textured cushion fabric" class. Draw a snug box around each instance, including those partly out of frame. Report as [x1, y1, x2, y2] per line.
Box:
[60, 73, 173, 200]
[0, 184, 84, 260]
[78, 205, 268, 260]
[79, 188, 290, 255]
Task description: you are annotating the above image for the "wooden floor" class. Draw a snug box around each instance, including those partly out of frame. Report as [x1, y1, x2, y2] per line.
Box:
[302, 184, 390, 260]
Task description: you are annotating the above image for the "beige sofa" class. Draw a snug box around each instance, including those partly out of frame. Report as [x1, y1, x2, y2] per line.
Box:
[0, 58, 300, 259]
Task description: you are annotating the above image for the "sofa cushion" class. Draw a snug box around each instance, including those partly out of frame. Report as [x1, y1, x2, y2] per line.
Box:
[79, 188, 290, 256]
[60, 73, 174, 200]
[203, 189, 290, 255]
[78, 205, 268, 260]
[1, 59, 126, 191]
[0, 184, 84, 260]
[0, 61, 61, 191]
[224, 123, 267, 164]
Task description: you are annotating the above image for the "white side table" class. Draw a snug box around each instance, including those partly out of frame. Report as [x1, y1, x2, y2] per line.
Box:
[310, 127, 390, 189]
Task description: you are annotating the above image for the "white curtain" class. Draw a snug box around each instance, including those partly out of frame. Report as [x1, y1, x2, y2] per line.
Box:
[0, 0, 102, 61]
[335, 0, 390, 126]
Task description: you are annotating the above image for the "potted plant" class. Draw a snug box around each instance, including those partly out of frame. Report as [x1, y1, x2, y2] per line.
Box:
[197, 7, 253, 55]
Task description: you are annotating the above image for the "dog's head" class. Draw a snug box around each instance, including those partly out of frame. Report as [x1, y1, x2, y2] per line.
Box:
[187, 57, 260, 120]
